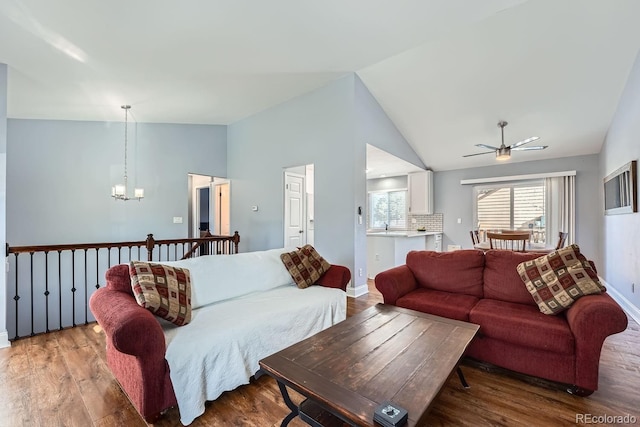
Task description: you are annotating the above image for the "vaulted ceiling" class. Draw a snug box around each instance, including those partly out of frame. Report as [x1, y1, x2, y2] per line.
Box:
[2, 0, 639, 171]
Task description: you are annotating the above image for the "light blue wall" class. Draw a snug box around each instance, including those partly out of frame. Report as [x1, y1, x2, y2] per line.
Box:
[227, 74, 426, 288]
[227, 75, 358, 275]
[435, 154, 601, 266]
[600, 49, 640, 312]
[1, 63, 8, 345]
[354, 76, 425, 286]
[7, 119, 227, 245]
[367, 176, 408, 192]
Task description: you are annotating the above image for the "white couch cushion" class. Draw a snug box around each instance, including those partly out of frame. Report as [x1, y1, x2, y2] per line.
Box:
[163, 248, 294, 309]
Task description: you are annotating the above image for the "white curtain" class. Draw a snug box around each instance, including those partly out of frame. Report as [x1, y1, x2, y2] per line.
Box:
[548, 175, 576, 245]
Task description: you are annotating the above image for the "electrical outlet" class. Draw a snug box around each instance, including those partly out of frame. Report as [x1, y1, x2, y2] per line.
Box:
[358, 268, 363, 277]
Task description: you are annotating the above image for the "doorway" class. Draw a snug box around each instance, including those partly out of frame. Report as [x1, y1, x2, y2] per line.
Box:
[188, 174, 231, 238]
[283, 164, 314, 247]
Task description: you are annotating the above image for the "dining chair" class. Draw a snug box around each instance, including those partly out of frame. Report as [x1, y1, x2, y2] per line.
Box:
[556, 232, 569, 249]
[469, 230, 480, 245]
[486, 231, 529, 252]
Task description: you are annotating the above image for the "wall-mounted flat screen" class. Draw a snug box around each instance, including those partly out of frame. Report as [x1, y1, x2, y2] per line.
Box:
[604, 160, 637, 215]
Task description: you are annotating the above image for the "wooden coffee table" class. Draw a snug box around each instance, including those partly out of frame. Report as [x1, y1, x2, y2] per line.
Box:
[258, 304, 479, 427]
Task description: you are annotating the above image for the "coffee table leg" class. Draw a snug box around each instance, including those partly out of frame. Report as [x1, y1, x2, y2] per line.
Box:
[276, 380, 299, 427]
[457, 367, 470, 389]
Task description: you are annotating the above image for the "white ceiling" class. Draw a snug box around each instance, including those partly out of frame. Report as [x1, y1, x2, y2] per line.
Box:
[366, 144, 424, 179]
[2, 0, 639, 171]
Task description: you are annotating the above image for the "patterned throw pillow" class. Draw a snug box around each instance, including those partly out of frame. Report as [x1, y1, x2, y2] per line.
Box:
[280, 245, 331, 289]
[129, 261, 192, 326]
[516, 244, 606, 315]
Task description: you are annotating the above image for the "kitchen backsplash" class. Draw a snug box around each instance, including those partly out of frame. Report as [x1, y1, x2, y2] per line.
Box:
[409, 213, 443, 232]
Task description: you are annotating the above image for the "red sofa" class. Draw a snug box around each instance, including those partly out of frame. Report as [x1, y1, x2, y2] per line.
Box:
[375, 249, 627, 395]
[90, 261, 351, 423]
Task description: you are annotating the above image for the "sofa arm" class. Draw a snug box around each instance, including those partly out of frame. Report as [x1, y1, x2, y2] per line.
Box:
[565, 293, 628, 391]
[105, 263, 135, 294]
[89, 287, 166, 357]
[374, 265, 418, 305]
[316, 265, 351, 291]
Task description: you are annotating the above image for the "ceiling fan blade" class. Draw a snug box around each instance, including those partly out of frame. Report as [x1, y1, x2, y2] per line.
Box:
[463, 151, 495, 157]
[510, 136, 540, 148]
[511, 145, 548, 151]
[475, 144, 499, 150]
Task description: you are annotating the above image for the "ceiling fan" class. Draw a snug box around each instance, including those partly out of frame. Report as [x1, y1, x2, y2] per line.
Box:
[463, 121, 547, 161]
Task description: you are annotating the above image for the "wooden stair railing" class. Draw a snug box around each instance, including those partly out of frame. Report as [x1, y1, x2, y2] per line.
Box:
[174, 230, 240, 260]
[5, 231, 240, 341]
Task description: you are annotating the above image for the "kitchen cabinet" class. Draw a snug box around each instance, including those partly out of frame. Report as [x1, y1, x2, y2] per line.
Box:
[408, 171, 433, 215]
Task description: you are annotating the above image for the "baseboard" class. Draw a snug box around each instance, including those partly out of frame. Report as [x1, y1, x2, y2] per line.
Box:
[347, 283, 369, 298]
[0, 331, 10, 349]
[601, 278, 640, 326]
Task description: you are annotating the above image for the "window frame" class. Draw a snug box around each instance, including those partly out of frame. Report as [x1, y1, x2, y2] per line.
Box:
[367, 188, 408, 231]
[473, 179, 548, 243]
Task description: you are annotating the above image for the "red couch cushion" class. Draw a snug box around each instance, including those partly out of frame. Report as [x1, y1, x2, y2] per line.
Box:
[469, 299, 575, 354]
[406, 250, 485, 298]
[396, 288, 479, 321]
[483, 250, 542, 306]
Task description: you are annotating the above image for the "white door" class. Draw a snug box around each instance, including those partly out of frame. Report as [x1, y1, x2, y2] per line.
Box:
[284, 173, 305, 247]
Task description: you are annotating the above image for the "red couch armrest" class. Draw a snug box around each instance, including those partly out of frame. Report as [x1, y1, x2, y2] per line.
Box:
[374, 265, 418, 305]
[316, 265, 351, 291]
[565, 293, 628, 391]
[90, 287, 166, 357]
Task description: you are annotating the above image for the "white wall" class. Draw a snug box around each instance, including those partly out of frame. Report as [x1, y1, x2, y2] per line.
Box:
[600, 49, 640, 313]
[435, 154, 602, 267]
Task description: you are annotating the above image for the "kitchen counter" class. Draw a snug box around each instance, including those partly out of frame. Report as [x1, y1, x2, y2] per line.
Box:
[366, 230, 442, 237]
[367, 231, 443, 279]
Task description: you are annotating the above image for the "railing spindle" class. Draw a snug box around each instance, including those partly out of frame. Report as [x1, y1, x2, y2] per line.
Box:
[44, 251, 50, 333]
[84, 249, 89, 325]
[71, 249, 76, 327]
[30, 252, 34, 337]
[58, 251, 62, 332]
[13, 254, 19, 341]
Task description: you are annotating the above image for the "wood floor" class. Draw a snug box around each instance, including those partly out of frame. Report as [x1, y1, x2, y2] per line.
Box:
[2, 281, 639, 427]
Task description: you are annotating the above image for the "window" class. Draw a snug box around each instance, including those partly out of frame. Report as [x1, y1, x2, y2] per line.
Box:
[369, 190, 407, 229]
[474, 180, 547, 243]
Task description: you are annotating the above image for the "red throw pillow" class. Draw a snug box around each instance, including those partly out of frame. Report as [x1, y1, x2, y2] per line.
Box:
[280, 245, 331, 289]
[130, 261, 192, 326]
[516, 244, 605, 315]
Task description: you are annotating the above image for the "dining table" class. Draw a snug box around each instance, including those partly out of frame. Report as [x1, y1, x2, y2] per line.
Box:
[473, 241, 556, 253]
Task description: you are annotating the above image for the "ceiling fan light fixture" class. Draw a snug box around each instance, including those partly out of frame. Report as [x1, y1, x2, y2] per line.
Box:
[496, 146, 511, 161]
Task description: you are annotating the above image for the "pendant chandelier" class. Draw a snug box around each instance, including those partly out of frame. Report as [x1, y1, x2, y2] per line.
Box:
[111, 105, 144, 201]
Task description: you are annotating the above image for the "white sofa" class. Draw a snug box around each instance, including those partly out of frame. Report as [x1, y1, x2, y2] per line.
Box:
[89, 247, 351, 425]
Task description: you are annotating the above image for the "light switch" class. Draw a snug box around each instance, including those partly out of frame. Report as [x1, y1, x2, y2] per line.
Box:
[173, 216, 183, 224]
[457, 218, 462, 224]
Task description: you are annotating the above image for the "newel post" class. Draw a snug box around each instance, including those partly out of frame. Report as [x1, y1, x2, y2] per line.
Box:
[145, 234, 155, 261]
[232, 231, 240, 253]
